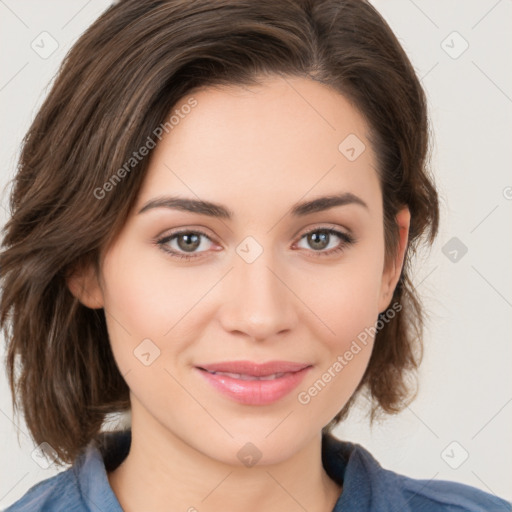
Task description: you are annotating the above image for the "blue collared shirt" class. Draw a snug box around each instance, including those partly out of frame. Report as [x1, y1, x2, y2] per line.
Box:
[3, 429, 511, 511]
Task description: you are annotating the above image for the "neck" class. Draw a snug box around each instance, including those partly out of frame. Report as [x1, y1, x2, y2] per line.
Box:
[107, 406, 342, 512]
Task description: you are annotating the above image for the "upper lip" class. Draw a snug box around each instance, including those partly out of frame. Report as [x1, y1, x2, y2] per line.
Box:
[196, 360, 311, 377]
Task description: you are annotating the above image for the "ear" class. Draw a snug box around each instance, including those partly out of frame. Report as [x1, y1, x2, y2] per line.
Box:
[378, 206, 410, 313]
[66, 260, 105, 309]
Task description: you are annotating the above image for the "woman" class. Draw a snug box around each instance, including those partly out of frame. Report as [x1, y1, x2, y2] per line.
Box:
[1, 0, 510, 511]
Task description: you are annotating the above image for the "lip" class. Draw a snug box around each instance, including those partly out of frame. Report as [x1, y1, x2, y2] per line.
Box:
[197, 360, 310, 376]
[195, 360, 312, 405]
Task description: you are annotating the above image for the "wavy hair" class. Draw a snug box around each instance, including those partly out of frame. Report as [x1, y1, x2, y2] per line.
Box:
[0, 0, 439, 465]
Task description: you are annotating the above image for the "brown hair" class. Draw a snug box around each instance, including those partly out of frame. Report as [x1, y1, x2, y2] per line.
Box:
[0, 0, 439, 466]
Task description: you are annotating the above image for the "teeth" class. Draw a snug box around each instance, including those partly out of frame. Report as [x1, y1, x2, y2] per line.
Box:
[209, 371, 286, 380]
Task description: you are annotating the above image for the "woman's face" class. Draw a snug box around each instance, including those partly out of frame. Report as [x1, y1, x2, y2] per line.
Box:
[73, 75, 409, 465]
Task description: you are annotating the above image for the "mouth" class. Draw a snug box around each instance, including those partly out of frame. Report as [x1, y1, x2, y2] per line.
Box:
[194, 360, 312, 405]
[198, 370, 289, 381]
[196, 359, 311, 376]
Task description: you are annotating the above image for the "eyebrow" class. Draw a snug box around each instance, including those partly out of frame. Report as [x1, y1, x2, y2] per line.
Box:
[137, 192, 368, 218]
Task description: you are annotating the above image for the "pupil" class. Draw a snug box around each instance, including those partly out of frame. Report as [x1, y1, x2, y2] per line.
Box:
[309, 231, 329, 250]
[178, 233, 200, 252]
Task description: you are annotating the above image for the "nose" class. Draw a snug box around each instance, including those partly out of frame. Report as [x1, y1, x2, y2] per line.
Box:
[217, 248, 298, 341]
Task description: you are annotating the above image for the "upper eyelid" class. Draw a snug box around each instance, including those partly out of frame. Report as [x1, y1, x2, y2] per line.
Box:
[160, 223, 351, 240]
[292, 223, 352, 241]
[158, 225, 352, 250]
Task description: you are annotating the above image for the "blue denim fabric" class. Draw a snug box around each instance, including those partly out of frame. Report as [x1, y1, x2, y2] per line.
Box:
[4, 430, 511, 511]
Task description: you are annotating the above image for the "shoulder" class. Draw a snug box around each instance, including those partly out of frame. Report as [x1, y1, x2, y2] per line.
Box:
[3, 430, 130, 512]
[2, 467, 85, 512]
[354, 443, 512, 512]
[394, 471, 512, 511]
[322, 434, 511, 512]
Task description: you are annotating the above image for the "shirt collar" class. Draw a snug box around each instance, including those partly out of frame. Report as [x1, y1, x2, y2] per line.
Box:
[73, 430, 130, 511]
[73, 429, 403, 512]
[322, 432, 409, 510]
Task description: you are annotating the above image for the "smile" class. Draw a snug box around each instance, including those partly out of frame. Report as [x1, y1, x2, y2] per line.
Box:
[195, 361, 312, 405]
[204, 370, 287, 381]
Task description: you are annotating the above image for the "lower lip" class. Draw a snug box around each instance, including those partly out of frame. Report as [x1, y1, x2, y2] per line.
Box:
[196, 366, 312, 405]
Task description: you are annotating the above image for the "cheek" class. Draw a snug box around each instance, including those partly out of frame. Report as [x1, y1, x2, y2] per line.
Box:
[304, 246, 385, 343]
[100, 226, 384, 407]
[105, 228, 216, 317]
[99, 241, 201, 375]
[295, 277, 380, 424]
[293, 246, 383, 413]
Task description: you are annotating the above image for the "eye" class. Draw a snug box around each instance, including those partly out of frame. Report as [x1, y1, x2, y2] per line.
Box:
[295, 227, 356, 257]
[155, 226, 356, 262]
[156, 229, 216, 260]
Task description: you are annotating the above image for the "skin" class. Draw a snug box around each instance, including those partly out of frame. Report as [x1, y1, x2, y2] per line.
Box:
[68, 75, 410, 512]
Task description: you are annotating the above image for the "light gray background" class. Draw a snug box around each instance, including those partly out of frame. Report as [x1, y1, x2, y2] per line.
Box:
[1, 0, 511, 508]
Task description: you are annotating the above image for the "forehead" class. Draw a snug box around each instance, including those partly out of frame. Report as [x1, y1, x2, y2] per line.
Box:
[136, 75, 380, 215]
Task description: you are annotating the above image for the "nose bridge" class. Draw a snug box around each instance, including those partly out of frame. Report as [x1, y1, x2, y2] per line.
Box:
[219, 239, 297, 339]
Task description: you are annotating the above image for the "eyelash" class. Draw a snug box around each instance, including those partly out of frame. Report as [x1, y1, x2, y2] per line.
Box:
[155, 227, 356, 261]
